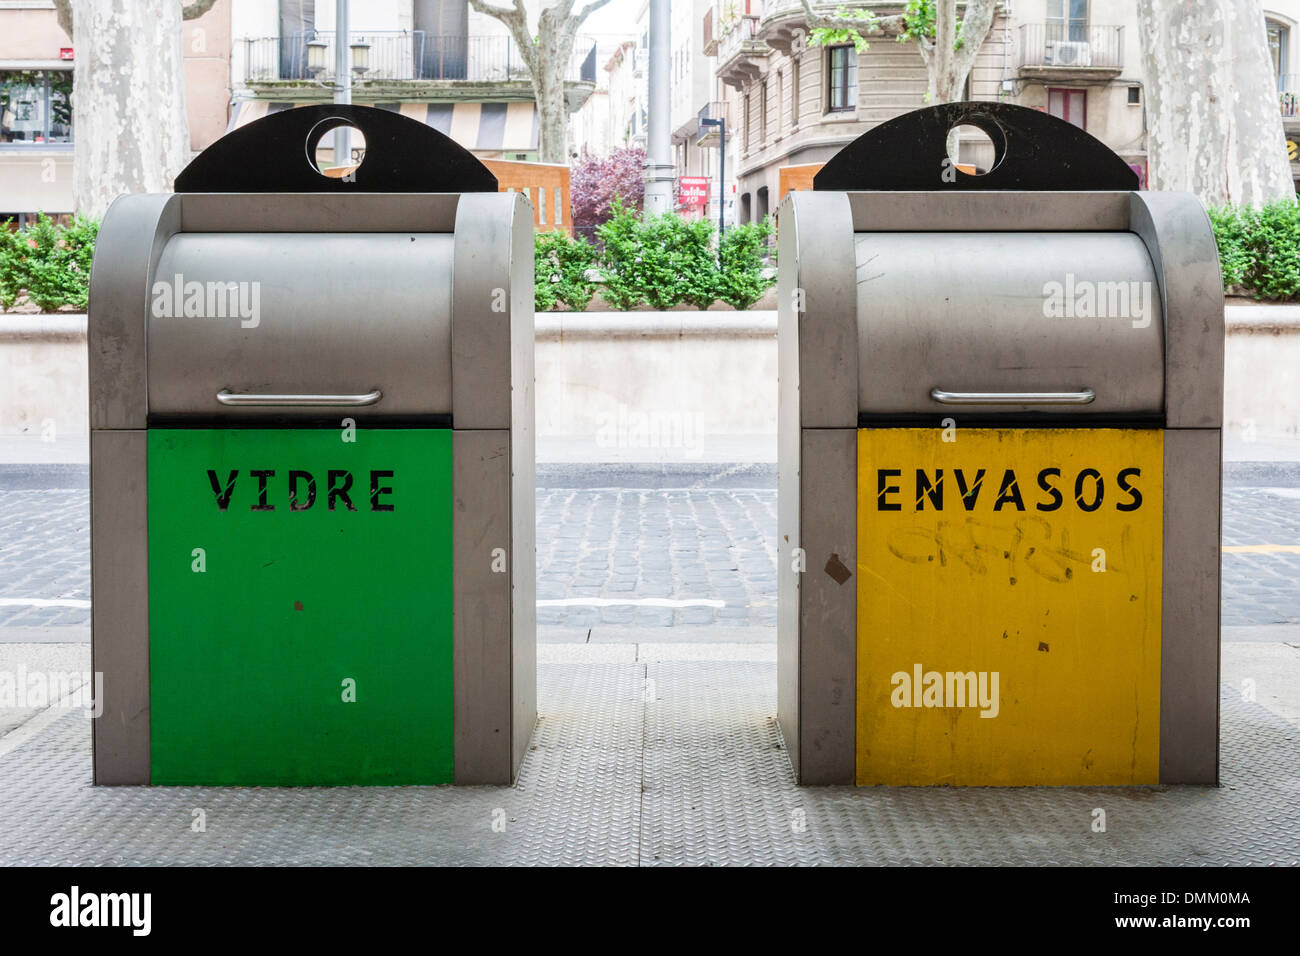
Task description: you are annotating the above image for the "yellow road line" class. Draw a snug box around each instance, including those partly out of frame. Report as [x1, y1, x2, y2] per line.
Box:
[1222, 544, 1300, 554]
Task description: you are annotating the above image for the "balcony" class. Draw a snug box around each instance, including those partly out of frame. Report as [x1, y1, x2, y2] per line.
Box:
[758, 0, 840, 53]
[241, 32, 597, 97]
[717, 14, 768, 90]
[1282, 75, 1300, 120]
[703, 8, 717, 56]
[1017, 24, 1124, 83]
[696, 101, 728, 147]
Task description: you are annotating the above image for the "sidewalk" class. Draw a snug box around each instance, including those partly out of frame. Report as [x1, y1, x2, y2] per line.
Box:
[0, 639, 1295, 865]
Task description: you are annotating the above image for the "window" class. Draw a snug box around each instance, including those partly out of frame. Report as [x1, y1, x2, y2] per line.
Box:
[776, 69, 784, 134]
[1048, 88, 1086, 129]
[743, 92, 751, 153]
[1046, 0, 1089, 42]
[1127, 85, 1141, 105]
[1268, 20, 1289, 91]
[760, 75, 768, 141]
[827, 45, 856, 112]
[791, 57, 800, 126]
[0, 70, 73, 145]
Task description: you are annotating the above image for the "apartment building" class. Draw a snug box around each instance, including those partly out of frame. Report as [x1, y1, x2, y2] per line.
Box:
[1271, 5, 1300, 187]
[229, 0, 598, 163]
[0, 0, 231, 218]
[711, 0, 1300, 224]
[602, 0, 734, 223]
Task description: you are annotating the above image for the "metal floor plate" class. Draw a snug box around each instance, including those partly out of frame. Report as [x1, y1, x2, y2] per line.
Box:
[0, 647, 1297, 866]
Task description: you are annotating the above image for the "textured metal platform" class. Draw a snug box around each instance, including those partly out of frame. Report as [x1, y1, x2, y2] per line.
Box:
[1, 643, 1297, 866]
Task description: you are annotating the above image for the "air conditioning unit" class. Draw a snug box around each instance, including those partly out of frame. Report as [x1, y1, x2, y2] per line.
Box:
[1046, 40, 1092, 67]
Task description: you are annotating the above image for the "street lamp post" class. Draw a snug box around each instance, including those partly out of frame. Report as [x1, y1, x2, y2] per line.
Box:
[699, 115, 725, 237]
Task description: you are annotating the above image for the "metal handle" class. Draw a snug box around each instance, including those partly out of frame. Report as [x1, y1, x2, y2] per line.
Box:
[217, 388, 382, 407]
[930, 387, 1096, 406]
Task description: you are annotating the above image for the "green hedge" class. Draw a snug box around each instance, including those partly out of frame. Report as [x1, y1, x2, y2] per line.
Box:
[535, 229, 598, 312]
[1208, 199, 1300, 300]
[538, 198, 773, 312]
[0, 213, 98, 311]
[21, 198, 1292, 311]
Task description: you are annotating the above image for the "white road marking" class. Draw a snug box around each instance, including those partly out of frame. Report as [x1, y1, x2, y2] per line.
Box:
[0, 598, 91, 609]
[536, 598, 725, 608]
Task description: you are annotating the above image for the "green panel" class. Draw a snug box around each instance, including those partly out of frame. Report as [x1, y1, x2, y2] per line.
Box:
[148, 428, 453, 785]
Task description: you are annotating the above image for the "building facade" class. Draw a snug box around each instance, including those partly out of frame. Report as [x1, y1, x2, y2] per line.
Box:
[0, 0, 602, 218]
[0, 0, 231, 219]
[229, 0, 598, 164]
[708, 0, 1300, 224]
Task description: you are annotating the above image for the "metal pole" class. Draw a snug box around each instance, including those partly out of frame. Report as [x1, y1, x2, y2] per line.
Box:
[643, 0, 673, 216]
[718, 119, 726, 237]
[334, 0, 351, 167]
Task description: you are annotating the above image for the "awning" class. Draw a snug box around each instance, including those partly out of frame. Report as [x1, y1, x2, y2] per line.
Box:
[227, 100, 539, 152]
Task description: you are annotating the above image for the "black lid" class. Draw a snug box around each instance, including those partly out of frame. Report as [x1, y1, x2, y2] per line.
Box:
[813, 101, 1139, 192]
[175, 104, 499, 193]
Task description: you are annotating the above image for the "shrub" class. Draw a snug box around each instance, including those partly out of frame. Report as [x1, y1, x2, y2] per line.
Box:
[0, 221, 23, 310]
[571, 146, 646, 237]
[584, 200, 776, 311]
[1246, 200, 1300, 300]
[534, 230, 597, 312]
[1207, 205, 1250, 289]
[0, 212, 99, 311]
[1209, 199, 1300, 300]
[596, 200, 729, 309]
[593, 198, 647, 309]
[714, 216, 773, 309]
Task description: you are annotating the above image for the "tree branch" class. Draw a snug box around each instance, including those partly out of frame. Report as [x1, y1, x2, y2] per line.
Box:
[51, 0, 72, 39]
[951, 0, 998, 88]
[798, 0, 905, 37]
[573, 0, 615, 27]
[466, 0, 522, 19]
[181, 0, 218, 20]
[469, 0, 539, 75]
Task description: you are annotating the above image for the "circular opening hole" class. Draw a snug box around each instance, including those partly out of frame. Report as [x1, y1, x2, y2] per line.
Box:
[946, 122, 998, 177]
[306, 119, 366, 178]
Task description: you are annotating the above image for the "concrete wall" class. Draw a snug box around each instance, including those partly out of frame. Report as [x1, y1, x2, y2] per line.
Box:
[0, 8, 68, 60]
[1224, 307, 1300, 445]
[0, 315, 86, 440]
[535, 313, 777, 461]
[1, 309, 1296, 454]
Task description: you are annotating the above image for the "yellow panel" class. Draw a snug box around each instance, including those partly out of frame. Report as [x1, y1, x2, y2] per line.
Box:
[856, 428, 1162, 786]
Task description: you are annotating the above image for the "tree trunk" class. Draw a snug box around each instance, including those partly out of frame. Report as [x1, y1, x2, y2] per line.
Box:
[71, 0, 191, 217]
[468, 0, 610, 164]
[535, 72, 570, 164]
[533, 9, 574, 164]
[1137, 0, 1294, 207]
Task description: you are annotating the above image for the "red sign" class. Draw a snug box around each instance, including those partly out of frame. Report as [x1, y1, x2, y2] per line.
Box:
[59, 47, 74, 60]
[679, 177, 709, 205]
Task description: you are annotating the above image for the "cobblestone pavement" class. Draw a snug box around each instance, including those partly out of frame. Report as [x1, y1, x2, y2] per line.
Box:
[1220, 487, 1300, 627]
[1, 480, 1299, 629]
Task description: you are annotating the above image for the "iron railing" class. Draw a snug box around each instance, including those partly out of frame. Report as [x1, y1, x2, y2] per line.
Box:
[717, 14, 763, 66]
[1017, 23, 1124, 70]
[242, 32, 598, 84]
